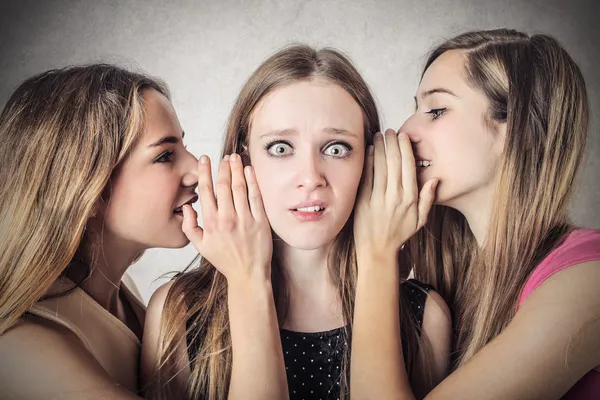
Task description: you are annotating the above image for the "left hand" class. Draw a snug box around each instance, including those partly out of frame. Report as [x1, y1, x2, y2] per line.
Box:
[354, 129, 438, 264]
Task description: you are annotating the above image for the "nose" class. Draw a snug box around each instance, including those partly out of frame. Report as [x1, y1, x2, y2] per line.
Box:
[181, 148, 199, 188]
[297, 153, 326, 191]
[399, 114, 421, 144]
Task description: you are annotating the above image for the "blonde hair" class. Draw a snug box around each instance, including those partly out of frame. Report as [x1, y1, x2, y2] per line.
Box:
[151, 44, 434, 399]
[0, 64, 168, 335]
[407, 29, 589, 367]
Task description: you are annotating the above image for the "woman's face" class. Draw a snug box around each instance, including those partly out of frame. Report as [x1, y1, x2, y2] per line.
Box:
[400, 50, 505, 211]
[248, 79, 365, 250]
[99, 89, 198, 250]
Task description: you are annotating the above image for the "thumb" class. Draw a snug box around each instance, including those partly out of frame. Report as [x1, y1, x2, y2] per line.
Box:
[182, 204, 204, 247]
[417, 178, 438, 230]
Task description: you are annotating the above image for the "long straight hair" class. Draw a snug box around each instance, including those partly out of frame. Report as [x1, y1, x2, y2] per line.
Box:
[0, 65, 168, 335]
[406, 29, 589, 367]
[151, 44, 435, 399]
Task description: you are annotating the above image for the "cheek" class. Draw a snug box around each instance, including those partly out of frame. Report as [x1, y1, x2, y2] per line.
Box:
[108, 171, 176, 219]
[330, 161, 363, 204]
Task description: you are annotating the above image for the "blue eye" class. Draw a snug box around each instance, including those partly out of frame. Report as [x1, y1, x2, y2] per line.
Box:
[323, 141, 352, 158]
[265, 140, 293, 157]
[155, 150, 174, 163]
[426, 108, 447, 120]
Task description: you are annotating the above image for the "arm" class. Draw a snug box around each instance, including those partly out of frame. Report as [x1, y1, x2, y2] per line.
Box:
[227, 276, 287, 400]
[182, 154, 288, 400]
[351, 129, 438, 399]
[0, 317, 142, 400]
[140, 281, 190, 399]
[412, 291, 452, 398]
[422, 260, 600, 399]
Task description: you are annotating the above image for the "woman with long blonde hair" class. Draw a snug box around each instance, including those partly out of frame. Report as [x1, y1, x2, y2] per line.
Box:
[351, 28, 600, 399]
[141, 44, 452, 400]
[0, 64, 198, 399]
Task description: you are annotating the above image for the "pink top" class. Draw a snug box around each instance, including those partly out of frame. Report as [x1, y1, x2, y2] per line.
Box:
[518, 229, 600, 399]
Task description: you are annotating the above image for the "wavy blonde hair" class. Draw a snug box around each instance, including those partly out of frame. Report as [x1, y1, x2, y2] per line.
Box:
[151, 44, 435, 399]
[407, 29, 589, 367]
[0, 64, 168, 335]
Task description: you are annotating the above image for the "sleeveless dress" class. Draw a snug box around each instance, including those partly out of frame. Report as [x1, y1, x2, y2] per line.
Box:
[186, 278, 433, 399]
[518, 229, 600, 399]
[26, 273, 146, 393]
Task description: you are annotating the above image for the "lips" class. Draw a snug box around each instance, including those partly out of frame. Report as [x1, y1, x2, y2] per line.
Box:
[290, 200, 327, 221]
[290, 200, 326, 212]
[173, 194, 199, 215]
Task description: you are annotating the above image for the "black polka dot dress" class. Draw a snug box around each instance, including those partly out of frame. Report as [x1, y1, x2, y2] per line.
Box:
[280, 279, 432, 400]
[185, 278, 432, 399]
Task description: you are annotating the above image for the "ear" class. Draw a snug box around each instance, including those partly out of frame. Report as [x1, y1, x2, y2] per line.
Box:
[240, 143, 251, 166]
[494, 120, 508, 155]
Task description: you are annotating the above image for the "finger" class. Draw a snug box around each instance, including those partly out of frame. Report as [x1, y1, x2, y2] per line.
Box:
[398, 132, 418, 201]
[197, 155, 217, 216]
[385, 128, 402, 194]
[372, 132, 387, 196]
[229, 153, 251, 220]
[215, 155, 235, 215]
[357, 145, 375, 204]
[182, 204, 204, 247]
[417, 178, 438, 230]
[244, 166, 268, 223]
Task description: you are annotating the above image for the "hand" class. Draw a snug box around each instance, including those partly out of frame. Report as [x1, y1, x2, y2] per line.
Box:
[182, 153, 272, 284]
[354, 129, 438, 263]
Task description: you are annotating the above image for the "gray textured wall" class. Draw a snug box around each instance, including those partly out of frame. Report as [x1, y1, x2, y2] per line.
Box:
[1, 0, 598, 303]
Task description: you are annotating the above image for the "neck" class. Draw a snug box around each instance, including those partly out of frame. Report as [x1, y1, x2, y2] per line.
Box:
[447, 187, 495, 247]
[79, 231, 144, 314]
[275, 241, 344, 332]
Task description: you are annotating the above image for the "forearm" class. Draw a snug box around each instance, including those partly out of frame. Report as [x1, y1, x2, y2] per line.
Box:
[351, 252, 415, 400]
[227, 277, 289, 400]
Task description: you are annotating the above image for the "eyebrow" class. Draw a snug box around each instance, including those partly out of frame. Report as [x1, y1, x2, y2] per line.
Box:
[259, 127, 359, 139]
[148, 131, 185, 147]
[414, 88, 458, 104]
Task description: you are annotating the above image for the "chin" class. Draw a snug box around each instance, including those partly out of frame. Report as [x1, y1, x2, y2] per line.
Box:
[155, 233, 191, 249]
[275, 231, 336, 251]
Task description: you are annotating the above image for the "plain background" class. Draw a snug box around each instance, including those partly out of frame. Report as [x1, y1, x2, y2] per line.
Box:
[1, 0, 598, 303]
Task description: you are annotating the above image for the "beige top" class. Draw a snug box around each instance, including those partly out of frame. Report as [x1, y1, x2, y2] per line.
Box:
[27, 274, 146, 393]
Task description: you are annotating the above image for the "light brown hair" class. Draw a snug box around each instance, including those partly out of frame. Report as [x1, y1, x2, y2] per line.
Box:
[406, 29, 589, 367]
[151, 44, 434, 399]
[0, 64, 168, 335]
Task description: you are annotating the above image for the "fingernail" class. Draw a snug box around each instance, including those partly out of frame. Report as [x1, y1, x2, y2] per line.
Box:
[230, 153, 238, 162]
[398, 132, 406, 139]
[182, 204, 188, 215]
[432, 179, 439, 190]
[200, 155, 208, 164]
[368, 145, 374, 155]
[374, 132, 382, 141]
[223, 154, 230, 161]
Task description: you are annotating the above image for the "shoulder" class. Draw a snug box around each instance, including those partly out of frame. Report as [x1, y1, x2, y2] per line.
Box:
[414, 288, 452, 394]
[515, 259, 600, 372]
[146, 281, 175, 320]
[422, 290, 452, 335]
[519, 229, 600, 307]
[0, 315, 139, 399]
[520, 259, 600, 316]
[143, 280, 178, 353]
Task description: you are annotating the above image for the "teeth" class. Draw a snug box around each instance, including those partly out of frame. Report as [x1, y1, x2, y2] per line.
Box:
[417, 160, 432, 167]
[296, 206, 324, 212]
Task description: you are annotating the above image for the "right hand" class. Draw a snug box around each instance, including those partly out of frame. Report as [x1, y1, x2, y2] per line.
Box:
[182, 153, 272, 284]
[354, 129, 438, 266]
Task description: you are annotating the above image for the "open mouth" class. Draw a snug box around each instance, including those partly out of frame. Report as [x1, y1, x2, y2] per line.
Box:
[416, 160, 433, 168]
[292, 205, 325, 212]
[290, 203, 327, 221]
[173, 195, 199, 216]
